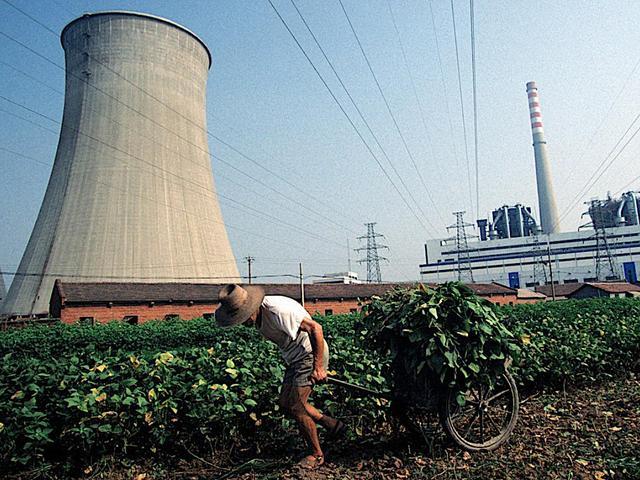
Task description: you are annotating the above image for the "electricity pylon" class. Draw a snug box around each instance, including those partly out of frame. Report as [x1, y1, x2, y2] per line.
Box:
[356, 223, 389, 283]
[446, 211, 475, 282]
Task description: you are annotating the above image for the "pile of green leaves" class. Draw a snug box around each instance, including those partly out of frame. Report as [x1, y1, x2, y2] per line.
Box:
[364, 282, 518, 403]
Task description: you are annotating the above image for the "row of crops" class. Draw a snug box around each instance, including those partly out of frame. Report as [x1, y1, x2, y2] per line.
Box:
[1, 296, 639, 472]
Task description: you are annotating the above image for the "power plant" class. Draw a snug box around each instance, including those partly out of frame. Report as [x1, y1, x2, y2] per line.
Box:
[421, 81, 640, 288]
[1, 12, 240, 316]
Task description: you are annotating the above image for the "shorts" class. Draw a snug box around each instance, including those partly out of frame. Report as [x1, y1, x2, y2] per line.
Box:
[282, 354, 314, 387]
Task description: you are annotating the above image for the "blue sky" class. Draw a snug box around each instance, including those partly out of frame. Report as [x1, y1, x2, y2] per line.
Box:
[1, 0, 640, 285]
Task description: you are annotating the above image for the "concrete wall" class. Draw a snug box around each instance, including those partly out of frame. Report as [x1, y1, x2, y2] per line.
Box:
[3, 12, 239, 315]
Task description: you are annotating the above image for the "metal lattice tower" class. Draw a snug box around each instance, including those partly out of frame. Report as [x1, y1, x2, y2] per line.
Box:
[530, 231, 548, 285]
[446, 211, 475, 282]
[356, 223, 388, 283]
[589, 200, 620, 281]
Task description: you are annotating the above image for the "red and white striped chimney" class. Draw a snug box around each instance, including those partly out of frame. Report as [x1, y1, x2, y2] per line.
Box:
[527, 81, 561, 233]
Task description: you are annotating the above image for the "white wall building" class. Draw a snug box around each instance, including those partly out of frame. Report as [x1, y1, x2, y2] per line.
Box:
[420, 225, 640, 288]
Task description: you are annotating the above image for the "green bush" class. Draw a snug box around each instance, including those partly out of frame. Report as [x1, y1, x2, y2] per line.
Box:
[0, 297, 639, 471]
[0, 316, 387, 470]
[503, 298, 640, 385]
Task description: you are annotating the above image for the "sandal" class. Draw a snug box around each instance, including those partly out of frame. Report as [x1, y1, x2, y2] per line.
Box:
[297, 454, 325, 470]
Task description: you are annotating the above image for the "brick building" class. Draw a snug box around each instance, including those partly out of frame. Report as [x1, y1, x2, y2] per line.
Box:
[50, 280, 529, 324]
[536, 281, 640, 300]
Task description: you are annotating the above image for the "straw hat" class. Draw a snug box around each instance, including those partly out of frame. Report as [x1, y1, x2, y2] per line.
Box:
[215, 284, 265, 327]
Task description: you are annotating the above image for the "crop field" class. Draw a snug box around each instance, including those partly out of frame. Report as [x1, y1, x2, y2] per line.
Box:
[1, 297, 639, 479]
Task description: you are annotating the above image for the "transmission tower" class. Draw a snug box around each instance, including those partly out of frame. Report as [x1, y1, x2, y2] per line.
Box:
[588, 200, 620, 281]
[530, 230, 548, 285]
[356, 223, 389, 283]
[446, 211, 475, 282]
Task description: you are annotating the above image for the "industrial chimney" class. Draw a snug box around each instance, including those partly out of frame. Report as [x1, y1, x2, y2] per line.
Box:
[526, 81, 561, 234]
[2, 12, 240, 315]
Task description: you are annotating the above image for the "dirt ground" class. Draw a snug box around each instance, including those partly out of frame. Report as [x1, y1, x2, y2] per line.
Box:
[10, 376, 639, 480]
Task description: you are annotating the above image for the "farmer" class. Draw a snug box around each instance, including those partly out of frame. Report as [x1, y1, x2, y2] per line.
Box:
[215, 284, 345, 469]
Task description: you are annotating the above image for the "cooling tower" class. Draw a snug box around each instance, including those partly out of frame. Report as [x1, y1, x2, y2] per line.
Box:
[2, 12, 240, 316]
[526, 81, 561, 234]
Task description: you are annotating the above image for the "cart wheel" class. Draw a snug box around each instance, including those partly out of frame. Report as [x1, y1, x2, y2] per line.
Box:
[439, 370, 519, 452]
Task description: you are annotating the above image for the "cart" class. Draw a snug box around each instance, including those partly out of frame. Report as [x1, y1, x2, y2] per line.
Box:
[327, 361, 519, 452]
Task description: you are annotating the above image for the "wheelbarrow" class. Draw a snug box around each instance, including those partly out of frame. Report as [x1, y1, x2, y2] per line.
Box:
[327, 365, 519, 452]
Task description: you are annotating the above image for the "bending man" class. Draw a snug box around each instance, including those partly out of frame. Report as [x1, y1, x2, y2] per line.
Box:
[215, 284, 345, 469]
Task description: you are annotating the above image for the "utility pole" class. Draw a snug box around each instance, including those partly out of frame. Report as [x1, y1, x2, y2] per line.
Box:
[531, 229, 548, 285]
[299, 262, 305, 306]
[588, 200, 620, 281]
[347, 238, 352, 272]
[546, 236, 556, 301]
[356, 223, 389, 283]
[244, 256, 254, 284]
[446, 211, 475, 282]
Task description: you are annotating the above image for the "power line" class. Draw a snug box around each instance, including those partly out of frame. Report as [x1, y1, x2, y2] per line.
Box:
[561, 53, 640, 193]
[449, 0, 474, 218]
[287, 0, 442, 239]
[0, 145, 343, 257]
[0, 105, 346, 250]
[385, 0, 453, 202]
[337, 0, 445, 227]
[0, 0, 360, 236]
[266, 0, 434, 236]
[470, 0, 479, 221]
[553, 111, 640, 229]
[0, 30, 358, 239]
[426, 0, 471, 212]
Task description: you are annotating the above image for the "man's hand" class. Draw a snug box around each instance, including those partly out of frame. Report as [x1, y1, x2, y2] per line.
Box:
[311, 366, 327, 384]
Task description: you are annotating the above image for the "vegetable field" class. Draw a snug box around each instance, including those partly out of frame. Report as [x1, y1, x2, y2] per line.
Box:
[1, 296, 639, 478]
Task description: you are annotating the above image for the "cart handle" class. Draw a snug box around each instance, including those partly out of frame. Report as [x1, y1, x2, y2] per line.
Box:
[326, 376, 392, 400]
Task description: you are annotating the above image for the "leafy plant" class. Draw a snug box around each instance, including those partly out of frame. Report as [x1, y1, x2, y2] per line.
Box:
[364, 282, 518, 404]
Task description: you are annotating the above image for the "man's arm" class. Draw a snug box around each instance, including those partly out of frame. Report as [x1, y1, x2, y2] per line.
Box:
[299, 316, 327, 383]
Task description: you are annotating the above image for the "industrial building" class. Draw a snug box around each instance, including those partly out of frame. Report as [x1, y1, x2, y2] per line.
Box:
[2, 12, 240, 316]
[421, 220, 640, 288]
[420, 81, 640, 288]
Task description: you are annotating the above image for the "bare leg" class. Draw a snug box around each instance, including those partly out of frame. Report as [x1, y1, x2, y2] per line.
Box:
[294, 385, 341, 431]
[280, 385, 323, 459]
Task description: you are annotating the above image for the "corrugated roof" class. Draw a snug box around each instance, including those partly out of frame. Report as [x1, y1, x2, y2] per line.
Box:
[54, 281, 516, 305]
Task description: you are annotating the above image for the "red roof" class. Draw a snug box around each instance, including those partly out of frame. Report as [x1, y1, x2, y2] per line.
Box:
[52, 281, 515, 305]
[535, 283, 583, 298]
[582, 282, 640, 294]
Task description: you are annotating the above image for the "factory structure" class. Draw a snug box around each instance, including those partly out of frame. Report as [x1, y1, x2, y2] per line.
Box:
[1, 12, 240, 316]
[421, 81, 640, 288]
[2, 12, 638, 321]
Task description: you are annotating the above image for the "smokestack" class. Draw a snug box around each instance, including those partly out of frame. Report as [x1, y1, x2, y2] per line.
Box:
[2, 12, 240, 315]
[526, 81, 561, 234]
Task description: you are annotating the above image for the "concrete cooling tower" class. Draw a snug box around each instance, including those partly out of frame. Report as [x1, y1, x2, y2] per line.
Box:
[2, 11, 240, 316]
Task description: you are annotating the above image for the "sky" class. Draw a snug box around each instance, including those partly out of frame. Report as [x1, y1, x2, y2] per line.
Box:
[1, 0, 640, 287]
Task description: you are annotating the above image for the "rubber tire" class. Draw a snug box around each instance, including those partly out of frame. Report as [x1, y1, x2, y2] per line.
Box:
[439, 370, 519, 452]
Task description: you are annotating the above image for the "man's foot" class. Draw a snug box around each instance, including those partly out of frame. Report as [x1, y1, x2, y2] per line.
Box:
[319, 415, 347, 438]
[297, 454, 325, 470]
[328, 419, 347, 438]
